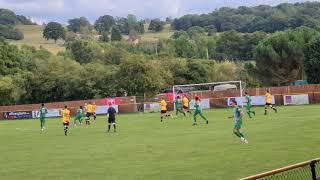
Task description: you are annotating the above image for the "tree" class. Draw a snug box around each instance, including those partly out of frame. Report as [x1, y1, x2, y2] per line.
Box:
[305, 37, 320, 84]
[67, 16, 91, 33]
[127, 14, 137, 32]
[94, 15, 115, 34]
[111, 26, 122, 41]
[216, 30, 244, 60]
[43, 22, 65, 43]
[0, 25, 24, 40]
[148, 19, 164, 32]
[0, 9, 19, 25]
[174, 34, 196, 58]
[99, 31, 109, 42]
[0, 39, 22, 75]
[66, 40, 102, 64]
[187, 26, 205, 39]
[253, 31, 305, 86]
[117, 57, 171, 96]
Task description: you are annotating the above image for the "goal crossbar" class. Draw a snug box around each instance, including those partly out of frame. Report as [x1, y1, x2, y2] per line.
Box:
[172, 80, 244, 110]
[172, 80, 242, 88]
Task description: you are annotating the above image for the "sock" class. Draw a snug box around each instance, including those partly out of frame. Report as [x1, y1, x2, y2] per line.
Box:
[64, 126, 68, 135]
[161, 116, 163, 122]
[239, 132, 245, 138]
[108, 125, 111, 132]
[247, 111, 252, 118]
[264, 108, 267, 114]
[233, 132, 241, 138]
[113, 124, 116, 132]
[94, 115, 96, 120]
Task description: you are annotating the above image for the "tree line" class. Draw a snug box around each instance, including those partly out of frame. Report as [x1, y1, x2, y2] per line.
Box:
[171, 2, 320, 33]
[0, 9, 34, 40]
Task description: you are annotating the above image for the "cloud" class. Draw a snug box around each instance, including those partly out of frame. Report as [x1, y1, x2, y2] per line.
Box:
[0, 0, 313, 24]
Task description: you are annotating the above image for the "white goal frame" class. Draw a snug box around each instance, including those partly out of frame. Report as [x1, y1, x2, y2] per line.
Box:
[172, 80, 244, 110]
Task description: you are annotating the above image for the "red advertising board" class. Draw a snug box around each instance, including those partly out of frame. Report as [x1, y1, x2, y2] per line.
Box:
[100, 98, 121, 105]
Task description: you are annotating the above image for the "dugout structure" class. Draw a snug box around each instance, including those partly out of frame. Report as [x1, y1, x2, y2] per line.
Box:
[240, 158, 320, 180]
[172, 81, 245, 110]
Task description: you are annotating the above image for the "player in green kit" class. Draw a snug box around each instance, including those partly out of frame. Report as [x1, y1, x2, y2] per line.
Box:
[174, 96, 185, 117]
[38, 103, 48, 131]
[229, 99, 248, 144]
[245, 92, 255, 118]
[193, 96, 208, 125]
[74, 106, 84, 126]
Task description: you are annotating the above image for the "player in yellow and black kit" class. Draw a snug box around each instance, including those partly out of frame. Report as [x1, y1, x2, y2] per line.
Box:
[92, 102, 97, 123]
[61, 105, 71, 136]
[85, 102, 94, 125]
[160, 97, 172, 122]
[265, 90, 278, 115]
[182, 95, 192, 115]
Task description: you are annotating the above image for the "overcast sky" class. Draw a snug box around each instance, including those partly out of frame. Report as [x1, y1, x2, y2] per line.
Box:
[0, 0, 316, 24]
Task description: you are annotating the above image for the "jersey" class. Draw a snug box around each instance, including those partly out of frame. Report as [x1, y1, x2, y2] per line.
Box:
[39, 107, 47, 118]
[87, 104, 94, 113]
[62, 109, 71, 123]
[160, 100, 167, 111]
[182, 97, 189, 107]
[233, 106, 243, 123]
[92, 104, 97, 113]
[76, 108, 84, 117]
[175, 99, 182, 109]
[194, 100, 202, 113]
[266, 93, 272, 104]
[107, 107, 117, 119]
[245, 95, 252, 106]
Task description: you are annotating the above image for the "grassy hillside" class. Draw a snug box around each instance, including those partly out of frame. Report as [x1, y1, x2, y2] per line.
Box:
[7, 24, 174, 53]
[140, 23, 174, 42]
[9, 25, 65, 54]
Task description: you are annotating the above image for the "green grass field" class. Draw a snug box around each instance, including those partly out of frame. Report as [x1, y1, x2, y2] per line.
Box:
[0, 105, 319, 180]
[9, 25, 65, 54]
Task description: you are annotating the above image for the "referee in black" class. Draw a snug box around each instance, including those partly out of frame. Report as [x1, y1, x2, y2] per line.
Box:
[107, 103, 117, 132]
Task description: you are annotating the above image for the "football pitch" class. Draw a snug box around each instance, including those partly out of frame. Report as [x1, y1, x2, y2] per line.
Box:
[0, 105, 319, 180]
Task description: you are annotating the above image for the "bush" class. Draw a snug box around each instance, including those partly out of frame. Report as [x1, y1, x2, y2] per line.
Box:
[0, 25, 23, 40]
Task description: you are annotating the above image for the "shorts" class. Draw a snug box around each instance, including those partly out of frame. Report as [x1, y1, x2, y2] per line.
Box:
[234, 120, 242, 130]
[183, 106, 189, 110]
[265, 103, 272, 106]
[63, 122, 70, 126]
[86, 112, 94, 117]
[161, 110, 167, 114]
[108, 118, 116, 124]
[246, 105, 252, 110]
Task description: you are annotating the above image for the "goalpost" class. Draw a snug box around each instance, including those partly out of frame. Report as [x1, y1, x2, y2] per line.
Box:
[172, 80, 245, 110]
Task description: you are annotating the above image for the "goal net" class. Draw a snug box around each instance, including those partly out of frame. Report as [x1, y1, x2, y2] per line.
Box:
[240, 158, 320, 180]
[172, 81, 245, 110]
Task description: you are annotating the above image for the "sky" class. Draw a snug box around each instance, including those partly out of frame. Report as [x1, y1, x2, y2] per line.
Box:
[0, 0, 316, 24]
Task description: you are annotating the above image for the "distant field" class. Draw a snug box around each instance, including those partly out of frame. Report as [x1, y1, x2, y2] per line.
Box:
[9, 25, 65, 54]
[141, 24, 174, 42]
[0, 105, 319, 180]
[7, 24, 174, 52]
